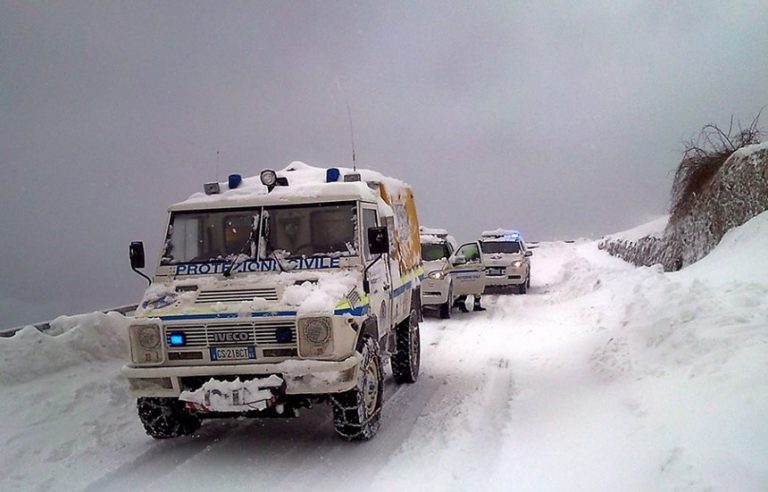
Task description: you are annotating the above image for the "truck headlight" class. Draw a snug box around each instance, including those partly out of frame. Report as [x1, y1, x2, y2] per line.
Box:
[428, 271, 445, 280]
[129, 324, 163, 364]
[138, 326, 161, 349]
[297, 317, 334, 357]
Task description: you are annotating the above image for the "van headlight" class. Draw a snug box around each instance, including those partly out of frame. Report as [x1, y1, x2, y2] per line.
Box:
[129, 324, 163, 364]
[428, 271, 446, 280]
[297, 317, 334, 357]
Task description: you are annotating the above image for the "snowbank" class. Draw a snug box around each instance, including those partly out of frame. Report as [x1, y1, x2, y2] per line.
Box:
[602, 214, 668, 242]
[0, 311, 130, 385]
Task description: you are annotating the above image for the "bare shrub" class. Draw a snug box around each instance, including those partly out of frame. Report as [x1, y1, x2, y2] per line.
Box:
[671, 110, 764, 219]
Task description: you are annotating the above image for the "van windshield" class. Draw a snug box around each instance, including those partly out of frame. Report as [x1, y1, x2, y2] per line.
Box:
[480, 241, 522, 254]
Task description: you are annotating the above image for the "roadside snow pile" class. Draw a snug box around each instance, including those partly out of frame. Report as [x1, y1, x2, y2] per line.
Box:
[602, 214, 669, 242]
[0, 311, 130, 384]
[587, 211, 768, 380]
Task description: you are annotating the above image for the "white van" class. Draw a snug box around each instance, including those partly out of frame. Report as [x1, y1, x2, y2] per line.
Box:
[123, 162, 423, 441]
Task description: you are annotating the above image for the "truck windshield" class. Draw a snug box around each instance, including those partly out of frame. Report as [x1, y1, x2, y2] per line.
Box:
[160, 202, 358, 266]
[421, 243, 450, 261]
[262, 202, 357, 259]
[161, 210, 258, 264]
[480, 241, 521, 254]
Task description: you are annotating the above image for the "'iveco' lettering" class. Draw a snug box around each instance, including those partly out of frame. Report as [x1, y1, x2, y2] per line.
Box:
[210, 332, 250, 343]
[175, 257, 340, 276]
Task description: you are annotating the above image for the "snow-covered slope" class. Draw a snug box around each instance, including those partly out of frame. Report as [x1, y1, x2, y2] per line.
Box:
[1, 214, 767, 491]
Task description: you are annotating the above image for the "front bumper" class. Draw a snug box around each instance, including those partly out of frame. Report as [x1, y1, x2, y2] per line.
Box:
[122, 353, 362, 398]
[420, 277, 450, 305]
[484, 266, 526, 286]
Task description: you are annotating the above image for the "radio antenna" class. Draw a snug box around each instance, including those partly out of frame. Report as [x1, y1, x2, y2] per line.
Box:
[346, 104, 357, 171]
[215, 150, 220, 182]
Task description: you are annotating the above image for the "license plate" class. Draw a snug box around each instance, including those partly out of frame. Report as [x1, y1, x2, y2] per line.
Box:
[210, 346, 256, 361]
[487, 267, 505, 276]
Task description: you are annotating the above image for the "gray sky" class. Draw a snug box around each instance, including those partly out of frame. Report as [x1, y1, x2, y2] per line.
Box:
[2, 0, 767, 327]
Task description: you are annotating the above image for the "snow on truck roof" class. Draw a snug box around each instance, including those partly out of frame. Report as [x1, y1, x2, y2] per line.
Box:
[169, 161, 413, 211]
[480, 229, 523, 241]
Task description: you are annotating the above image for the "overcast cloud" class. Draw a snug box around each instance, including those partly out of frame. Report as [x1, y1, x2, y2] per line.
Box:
[1, 1, 767, 327]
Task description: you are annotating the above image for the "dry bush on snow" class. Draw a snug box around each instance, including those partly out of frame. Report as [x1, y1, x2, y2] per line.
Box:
[670, 111, 763, 220]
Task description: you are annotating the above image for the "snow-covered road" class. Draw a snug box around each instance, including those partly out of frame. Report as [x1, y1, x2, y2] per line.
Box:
[2, 215, 768, 491]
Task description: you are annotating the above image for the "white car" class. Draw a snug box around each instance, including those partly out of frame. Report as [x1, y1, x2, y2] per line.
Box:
[420, 228, 486, 318]
[479, 229, 532, 294]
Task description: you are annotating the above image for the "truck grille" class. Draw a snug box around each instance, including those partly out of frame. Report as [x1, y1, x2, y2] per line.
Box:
[164, 320, 295, 348]
[195, 288, 278, 303]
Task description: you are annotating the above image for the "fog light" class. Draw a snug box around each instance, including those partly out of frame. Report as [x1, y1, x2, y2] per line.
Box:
[168, 332, 186, 347]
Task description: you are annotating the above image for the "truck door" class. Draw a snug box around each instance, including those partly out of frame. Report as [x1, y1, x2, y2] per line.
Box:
[362, 207, 393, 334]
[450, 241, 485, 296]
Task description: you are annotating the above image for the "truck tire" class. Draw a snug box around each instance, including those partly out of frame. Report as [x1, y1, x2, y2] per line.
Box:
[331, 337, 383, 440]
[518, 281, 527, 294]
[392, 308, 421, 384]
[137, 397, 201, 439]
[439, 285, 452, 319]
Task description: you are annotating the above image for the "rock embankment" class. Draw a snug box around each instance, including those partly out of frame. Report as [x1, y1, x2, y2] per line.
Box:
[600, 142, 768, 270]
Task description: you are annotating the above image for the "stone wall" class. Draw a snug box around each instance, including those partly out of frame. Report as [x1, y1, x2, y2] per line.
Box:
[599, 143, 768, 270]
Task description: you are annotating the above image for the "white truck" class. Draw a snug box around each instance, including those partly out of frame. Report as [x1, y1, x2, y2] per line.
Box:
[123, 162, 423, 441]
[479, 229, 532, 293]
[420, 228, 485, 317]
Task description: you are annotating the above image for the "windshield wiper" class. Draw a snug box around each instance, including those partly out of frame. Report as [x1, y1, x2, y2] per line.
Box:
[270, 248, 286, 273]
[223, 253, 251, 277]
[223, 222, 259, 277]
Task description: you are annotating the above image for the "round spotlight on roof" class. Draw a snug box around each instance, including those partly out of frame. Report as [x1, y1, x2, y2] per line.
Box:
[260, 169, 277, 188]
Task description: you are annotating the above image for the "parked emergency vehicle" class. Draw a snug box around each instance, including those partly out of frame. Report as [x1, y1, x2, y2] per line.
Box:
[123, 162, 423, 441]
[420, 228, 485, 317]
[479, 229, 532, 293]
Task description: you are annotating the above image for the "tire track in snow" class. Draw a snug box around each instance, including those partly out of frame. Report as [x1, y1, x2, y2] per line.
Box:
[368, 307, 519, 491]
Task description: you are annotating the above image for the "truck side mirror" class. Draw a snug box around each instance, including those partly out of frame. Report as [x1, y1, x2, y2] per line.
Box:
[451, 254, 467, 266]
[129, 241, 146, 269]
[368, 226, 389, 255]
[525, 250, 533, 257]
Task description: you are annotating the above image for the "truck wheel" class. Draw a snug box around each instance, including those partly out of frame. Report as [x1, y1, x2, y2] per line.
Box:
[518, 281, 527, 294]
[526, 272, 531, 289]
[439, 285, 452, 319]
[137, 397, 201, 439]
[392, 308, 421, 384]
[331, 337, 383, 440]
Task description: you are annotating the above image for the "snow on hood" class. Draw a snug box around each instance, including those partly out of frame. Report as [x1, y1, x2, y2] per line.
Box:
[281, 271, 359, 315]
[422, 259, 448, 274]
[136, 269, 362, 318]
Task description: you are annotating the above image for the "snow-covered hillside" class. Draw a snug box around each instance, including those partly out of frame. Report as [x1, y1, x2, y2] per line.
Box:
[2, 213, 767, 491]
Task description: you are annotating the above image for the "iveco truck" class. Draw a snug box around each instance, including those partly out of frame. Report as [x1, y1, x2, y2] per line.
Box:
[123, 162, 423, 441]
